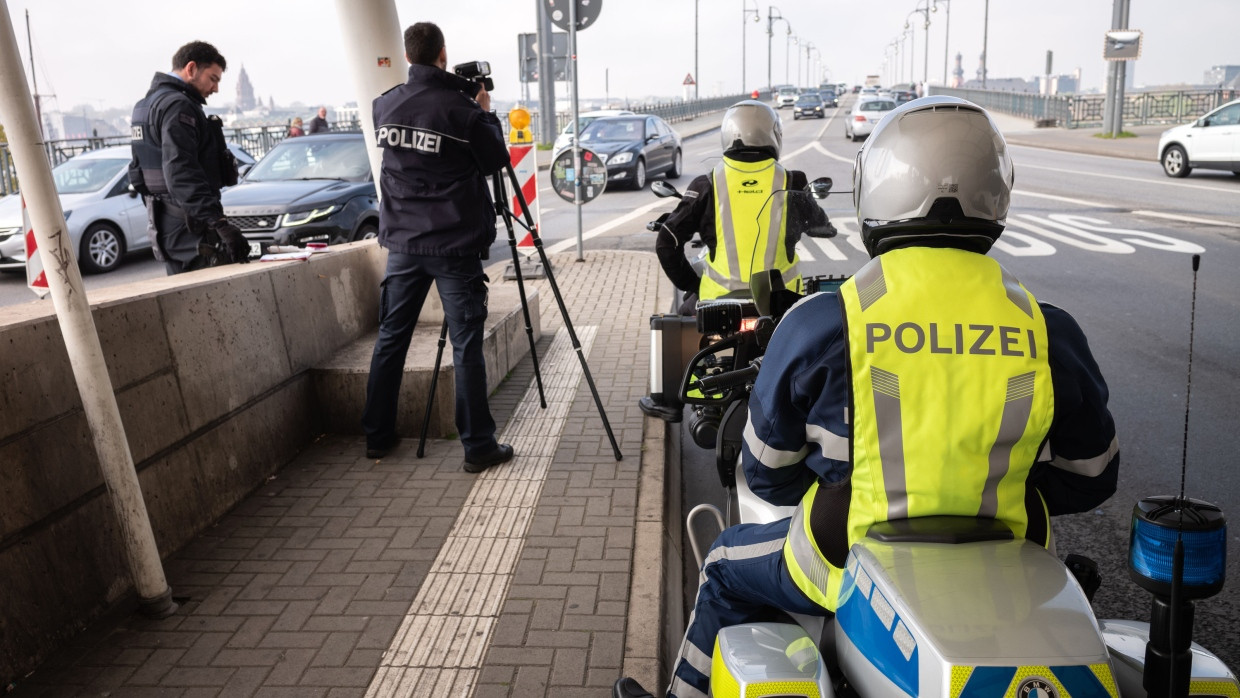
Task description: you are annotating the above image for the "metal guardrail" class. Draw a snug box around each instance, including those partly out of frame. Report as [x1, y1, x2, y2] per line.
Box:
[928, 86, 1236, 129]
[523, 90, 770, 142]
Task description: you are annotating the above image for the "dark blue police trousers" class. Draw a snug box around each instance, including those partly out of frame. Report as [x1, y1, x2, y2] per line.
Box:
[362, 252, 497, 458]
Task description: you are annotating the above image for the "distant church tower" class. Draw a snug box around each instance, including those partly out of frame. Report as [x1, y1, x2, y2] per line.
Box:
[975, 52, 987, 83]
[236, 65, 257, 111]
[952, 52, 964, 88]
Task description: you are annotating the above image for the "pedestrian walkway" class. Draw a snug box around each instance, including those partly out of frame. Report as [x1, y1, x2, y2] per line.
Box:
[12, 250, 666, 697]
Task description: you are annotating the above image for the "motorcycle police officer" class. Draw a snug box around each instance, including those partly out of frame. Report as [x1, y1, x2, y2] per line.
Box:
[129, 41, 249, 274]
[615, 96, 1121, 698]
[361, 22, 515, 472]
[638, 100, 836, 422]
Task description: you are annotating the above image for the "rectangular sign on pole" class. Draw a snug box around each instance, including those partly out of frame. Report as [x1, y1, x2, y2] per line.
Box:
[1103, 30, 1142, 60]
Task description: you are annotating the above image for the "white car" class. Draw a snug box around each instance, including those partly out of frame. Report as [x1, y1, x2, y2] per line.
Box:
[1157, 99, 1240, 178]
[0, 144, 256, 274]
[845, 97, 897, 141]
[552, 109, 636, 153]
[776, 87, 799, 109]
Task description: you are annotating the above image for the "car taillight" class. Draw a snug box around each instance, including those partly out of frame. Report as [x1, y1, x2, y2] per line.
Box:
[854, 115, 867, 122]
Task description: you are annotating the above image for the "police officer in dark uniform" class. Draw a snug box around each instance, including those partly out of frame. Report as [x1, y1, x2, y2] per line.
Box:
[361, 22, 515, 473]
[129, 41, 249, 275]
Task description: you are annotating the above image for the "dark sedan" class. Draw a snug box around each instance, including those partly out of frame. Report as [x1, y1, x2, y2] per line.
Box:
[222, 133, 377, 256]
[793, 94, 826, 120]
[573, 115, 683, 190]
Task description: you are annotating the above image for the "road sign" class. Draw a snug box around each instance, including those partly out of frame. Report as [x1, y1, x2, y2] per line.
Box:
[1103, 29, 1142, 61]
[683, 73, 696, 86]
[545, 0, 602, 32]
[21, 197, 49, 298]
[550, 148, 607, 204]
[518, 32, 569, 82]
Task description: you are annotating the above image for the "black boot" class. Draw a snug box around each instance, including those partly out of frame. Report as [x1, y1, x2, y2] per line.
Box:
[639, 395, 683, 423]
[613, 677, 656, 698]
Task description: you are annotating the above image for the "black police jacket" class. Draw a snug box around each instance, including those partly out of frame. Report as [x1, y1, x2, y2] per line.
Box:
[372, 64, 510, 257]
[129, 73, 235, 225]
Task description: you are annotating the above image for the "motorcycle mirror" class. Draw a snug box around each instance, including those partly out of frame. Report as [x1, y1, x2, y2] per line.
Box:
[809, 177, 833, 199]
[651, 180, 682, 199]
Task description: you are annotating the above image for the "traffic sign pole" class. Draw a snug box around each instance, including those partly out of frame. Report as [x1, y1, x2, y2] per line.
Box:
[569, 0, 584, 261]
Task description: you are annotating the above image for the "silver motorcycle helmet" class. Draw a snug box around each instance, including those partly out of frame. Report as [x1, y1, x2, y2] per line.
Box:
[852, 95, 1014, 257]
[720, 100, 782, 159]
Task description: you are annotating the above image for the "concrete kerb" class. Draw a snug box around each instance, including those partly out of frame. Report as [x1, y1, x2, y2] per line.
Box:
[623, 270, 679, 692]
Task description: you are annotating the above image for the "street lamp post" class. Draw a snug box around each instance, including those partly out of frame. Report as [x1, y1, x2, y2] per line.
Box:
[742, 0, 760, 93]
[933, 0, 951, 86]
[905, 1, 931, 87]
[767, 7, 789, 91]
[787, 33, 796, 85]
[981, 0, 989, 89]
[694, 0, 699, 100]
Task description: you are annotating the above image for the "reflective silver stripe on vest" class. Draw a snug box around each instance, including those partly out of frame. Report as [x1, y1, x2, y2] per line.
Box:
[854, 257, 888, 311]
[1000, 265, 1034, 318]
[786, 499, 834, 595]
[979, 372, 1036, 518]
[871, 366, 908, 519]
[708, 160, 789, 293]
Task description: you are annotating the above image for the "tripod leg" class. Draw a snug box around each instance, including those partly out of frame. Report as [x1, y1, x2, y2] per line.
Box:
[504, 163, 623, 461]
[416, 318, 449, 458]
[493, 170, 548, 408]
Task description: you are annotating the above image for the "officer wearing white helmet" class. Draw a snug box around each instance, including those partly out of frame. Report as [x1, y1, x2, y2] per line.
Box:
[615, 96, 1119, 698]
[639, 100, 836, 422]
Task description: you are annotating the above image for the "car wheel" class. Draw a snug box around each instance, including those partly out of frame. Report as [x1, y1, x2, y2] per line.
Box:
[667, 149, 683, 179]
[793, 114, 799, 120]
[79, 222, 124, 274]
[631, 159, 647, 190]
[1161, 145, 1191, 178]
[352, 220, 379, 242]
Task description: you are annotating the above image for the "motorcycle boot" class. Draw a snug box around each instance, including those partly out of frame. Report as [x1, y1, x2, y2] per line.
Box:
[613, 677, 655, 698]
[639, 395, 684, 422]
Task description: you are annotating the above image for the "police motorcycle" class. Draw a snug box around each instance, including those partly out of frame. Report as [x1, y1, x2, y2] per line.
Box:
[644, 176, 836, 449]
[673, 224, 1237, 696]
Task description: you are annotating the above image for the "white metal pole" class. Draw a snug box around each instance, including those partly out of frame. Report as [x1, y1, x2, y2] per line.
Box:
[333, 0, 406, 196]
[0, 0, 175, 617]
[570, 0, 584, 261]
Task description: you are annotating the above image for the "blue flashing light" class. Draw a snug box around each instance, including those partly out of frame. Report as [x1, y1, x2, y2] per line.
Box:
[1128, 496, 1226, 599]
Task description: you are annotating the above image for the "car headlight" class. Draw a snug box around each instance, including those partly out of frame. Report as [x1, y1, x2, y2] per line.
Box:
[282, 205, 337, 227]
[609, 152, 634, 165]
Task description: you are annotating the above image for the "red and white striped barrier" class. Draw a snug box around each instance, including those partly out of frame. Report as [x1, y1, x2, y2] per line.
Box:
[22, 196, 49, 298]
[509, 144, 540, 250]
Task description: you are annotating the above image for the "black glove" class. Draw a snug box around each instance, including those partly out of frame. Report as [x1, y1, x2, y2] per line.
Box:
[212, 219, 251, 263]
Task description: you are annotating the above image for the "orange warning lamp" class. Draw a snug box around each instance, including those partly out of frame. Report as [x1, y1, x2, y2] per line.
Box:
[508, 107, 533, 144]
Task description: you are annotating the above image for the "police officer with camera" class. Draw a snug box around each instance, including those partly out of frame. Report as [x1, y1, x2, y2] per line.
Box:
[130, 41, 249, 275]
[361, 22, 515, 473]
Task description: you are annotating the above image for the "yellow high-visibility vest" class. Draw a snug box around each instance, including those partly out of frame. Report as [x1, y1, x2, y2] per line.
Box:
[783, 247, 1054, 610]
[700, 158, 801, 301]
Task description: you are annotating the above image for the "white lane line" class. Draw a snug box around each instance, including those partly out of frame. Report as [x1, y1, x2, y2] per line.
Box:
[804, 235, 850, 261]
[1131, 210, 1240, 229]
[796, 242, 816, 262]
[1017, 162, 1239, 194]
[365, 327, 596, 698]
[814, 141, 857, 165]
[1013, 189, 1115, 208]
[545, 199, 671, 254]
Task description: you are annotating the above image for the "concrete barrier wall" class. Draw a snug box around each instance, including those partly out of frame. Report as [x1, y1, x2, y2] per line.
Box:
[0, 242, 386, 681]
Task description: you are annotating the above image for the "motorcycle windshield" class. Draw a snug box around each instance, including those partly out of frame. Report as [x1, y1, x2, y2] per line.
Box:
[739, 187, 832, 302]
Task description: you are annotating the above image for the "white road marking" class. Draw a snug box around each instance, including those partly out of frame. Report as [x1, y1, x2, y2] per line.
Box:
[1016, 162, 1240, 195]
[804, 235, 850, 261]
[1013, 189, 1114, 208]
[1131, 210, 1240, 229]
[545, 198, 672, 254]
[364, 327, 596, 698]
[1013, 214, 1135, 253]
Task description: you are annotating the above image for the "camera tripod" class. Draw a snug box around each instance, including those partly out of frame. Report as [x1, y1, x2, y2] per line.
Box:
[417, 161, 623, 461]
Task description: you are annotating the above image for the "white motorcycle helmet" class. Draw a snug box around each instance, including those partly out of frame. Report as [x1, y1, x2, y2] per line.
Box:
[852, 95, 1014, 257]
[720, 100, 782, 159]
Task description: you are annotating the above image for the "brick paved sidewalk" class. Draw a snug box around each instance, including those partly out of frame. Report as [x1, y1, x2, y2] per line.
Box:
[13, 250, 662, 698]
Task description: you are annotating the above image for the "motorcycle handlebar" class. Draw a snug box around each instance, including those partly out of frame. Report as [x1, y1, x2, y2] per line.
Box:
[697, 361, 761, 394]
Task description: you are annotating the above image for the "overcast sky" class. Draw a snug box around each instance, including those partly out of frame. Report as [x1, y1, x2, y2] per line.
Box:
[4, 0, 1236, 115]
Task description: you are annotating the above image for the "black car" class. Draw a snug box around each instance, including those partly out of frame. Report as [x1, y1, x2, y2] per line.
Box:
[793, 94, 826, 120]
[819, 89, 839, 108]
[222, 133, 377, 256]
[573, 115, 683, 190]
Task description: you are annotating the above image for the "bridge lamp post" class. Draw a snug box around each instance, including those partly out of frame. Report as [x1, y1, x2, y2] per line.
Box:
[766, 7, 790, 91]
[933, 0, 951, 86]
[742, 0, 760, 93]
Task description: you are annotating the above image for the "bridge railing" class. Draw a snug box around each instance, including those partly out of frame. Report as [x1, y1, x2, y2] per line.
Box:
[521, 90, 769, 142]
[927, 86, 1237, 129]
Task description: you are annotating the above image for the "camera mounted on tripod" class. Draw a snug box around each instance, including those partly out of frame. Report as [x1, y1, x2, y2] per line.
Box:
[453, 61, 494, 93]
